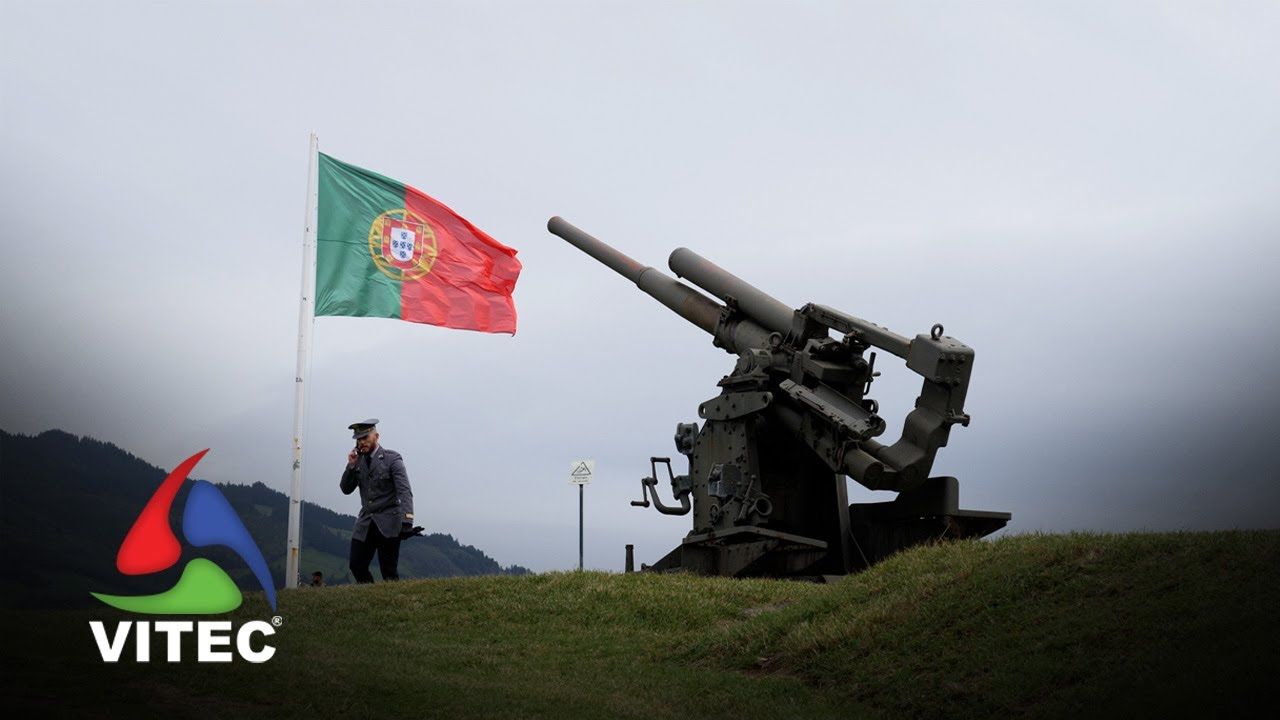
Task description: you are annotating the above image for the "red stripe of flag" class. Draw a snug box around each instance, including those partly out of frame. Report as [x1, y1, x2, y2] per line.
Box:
[401, 185, 520, 334]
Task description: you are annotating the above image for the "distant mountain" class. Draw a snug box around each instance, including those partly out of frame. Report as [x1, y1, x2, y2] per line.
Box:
[0, 429, 529, 608]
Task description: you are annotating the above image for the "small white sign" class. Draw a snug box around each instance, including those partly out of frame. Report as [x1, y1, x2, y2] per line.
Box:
[569, 459, 595, 485]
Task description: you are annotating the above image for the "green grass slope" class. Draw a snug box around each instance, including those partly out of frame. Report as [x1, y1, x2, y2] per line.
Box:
[4, 531, 1276, 719]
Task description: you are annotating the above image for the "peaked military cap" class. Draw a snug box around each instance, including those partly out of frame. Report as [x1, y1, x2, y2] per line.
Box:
[348, 418, 380, 439]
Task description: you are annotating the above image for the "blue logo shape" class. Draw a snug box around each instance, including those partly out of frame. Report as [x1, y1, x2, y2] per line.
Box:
[184, 480, 278, 611]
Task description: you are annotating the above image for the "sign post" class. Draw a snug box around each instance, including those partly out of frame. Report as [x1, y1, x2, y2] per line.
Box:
[569, 459, 594, 570]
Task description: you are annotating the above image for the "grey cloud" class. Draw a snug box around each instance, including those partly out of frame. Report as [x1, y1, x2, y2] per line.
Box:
[3, 2, 1279, 572]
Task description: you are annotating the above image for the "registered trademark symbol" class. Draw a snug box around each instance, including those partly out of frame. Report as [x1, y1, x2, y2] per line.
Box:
[272, 616, 283, 627]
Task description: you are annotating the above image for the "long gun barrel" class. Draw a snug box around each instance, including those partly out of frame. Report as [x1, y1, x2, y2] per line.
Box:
[668, 247, 796, 338]
[549, 217, 731, 340]
[549, 217, 781, 354]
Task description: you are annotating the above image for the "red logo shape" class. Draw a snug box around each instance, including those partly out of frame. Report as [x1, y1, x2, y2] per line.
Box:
[115, 449, 209, 575]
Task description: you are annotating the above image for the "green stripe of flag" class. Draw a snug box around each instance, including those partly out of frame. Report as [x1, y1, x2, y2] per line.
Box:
[316, 153, 407, 319]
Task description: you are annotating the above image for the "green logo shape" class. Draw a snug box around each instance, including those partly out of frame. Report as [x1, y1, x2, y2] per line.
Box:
[90, 559, 243, 614]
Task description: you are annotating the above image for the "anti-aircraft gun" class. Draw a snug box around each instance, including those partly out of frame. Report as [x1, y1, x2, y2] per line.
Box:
[549, 217, 1009, 578]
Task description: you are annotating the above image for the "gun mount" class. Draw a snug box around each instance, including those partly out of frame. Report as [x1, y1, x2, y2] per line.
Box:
[549, 216, 1009, 578]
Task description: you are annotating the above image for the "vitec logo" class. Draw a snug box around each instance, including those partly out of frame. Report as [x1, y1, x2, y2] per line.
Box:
[88, 450, 279, 663]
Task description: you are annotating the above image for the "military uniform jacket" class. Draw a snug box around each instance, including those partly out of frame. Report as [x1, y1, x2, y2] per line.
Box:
[340, 446, 414, 542]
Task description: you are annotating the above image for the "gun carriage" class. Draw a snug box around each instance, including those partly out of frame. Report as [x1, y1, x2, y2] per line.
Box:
[549, 217, 1009, 578]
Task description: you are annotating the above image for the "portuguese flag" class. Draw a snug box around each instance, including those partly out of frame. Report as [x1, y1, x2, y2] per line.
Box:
[316, 153, 521, 333]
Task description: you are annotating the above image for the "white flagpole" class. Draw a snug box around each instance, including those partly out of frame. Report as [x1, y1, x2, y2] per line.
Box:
[286, 132, 319, 590]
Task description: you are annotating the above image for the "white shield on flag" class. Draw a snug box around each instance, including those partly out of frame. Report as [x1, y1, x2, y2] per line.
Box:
[390, 227, 416, 262]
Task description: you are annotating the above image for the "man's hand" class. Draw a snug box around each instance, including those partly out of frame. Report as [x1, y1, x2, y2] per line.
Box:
[399, 522, 424, 540]
[347, 448, 358, 467]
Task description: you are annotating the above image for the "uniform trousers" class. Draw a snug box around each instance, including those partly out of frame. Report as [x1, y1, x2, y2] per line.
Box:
[349, 522, 402, 583]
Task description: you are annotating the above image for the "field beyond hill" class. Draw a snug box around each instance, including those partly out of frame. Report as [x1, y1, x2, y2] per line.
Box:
[4, 531, 1277, 719]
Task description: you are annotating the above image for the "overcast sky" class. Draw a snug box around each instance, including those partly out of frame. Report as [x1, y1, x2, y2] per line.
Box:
[3, 1, 1278, 574]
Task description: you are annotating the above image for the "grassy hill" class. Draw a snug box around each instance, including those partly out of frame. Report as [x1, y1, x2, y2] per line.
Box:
[4, 531, 1276, 718]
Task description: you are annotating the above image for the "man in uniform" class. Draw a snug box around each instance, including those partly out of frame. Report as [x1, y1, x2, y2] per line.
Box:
[340, 419, 419, 583]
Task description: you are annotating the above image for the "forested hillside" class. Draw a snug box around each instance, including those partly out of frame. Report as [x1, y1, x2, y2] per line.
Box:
[0, 429, 528, 608]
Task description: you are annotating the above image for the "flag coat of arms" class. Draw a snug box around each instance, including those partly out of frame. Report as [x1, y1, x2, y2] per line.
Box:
[316, 153, 521, 333]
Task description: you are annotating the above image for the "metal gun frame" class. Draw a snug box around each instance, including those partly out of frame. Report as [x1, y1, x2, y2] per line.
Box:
[550, 217, 1010, 578]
